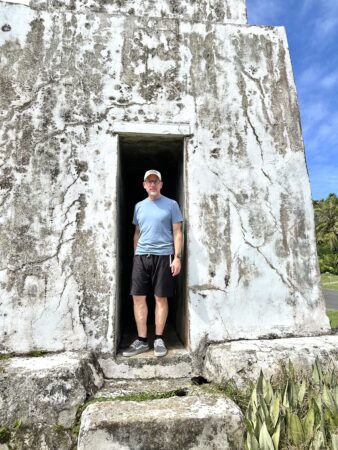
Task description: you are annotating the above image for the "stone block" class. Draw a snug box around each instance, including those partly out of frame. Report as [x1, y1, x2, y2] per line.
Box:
[78, 395, 244, 449]
[203, 335, 338, 387]
[0, 352, 103, 428]
[0, 424, 74, 450]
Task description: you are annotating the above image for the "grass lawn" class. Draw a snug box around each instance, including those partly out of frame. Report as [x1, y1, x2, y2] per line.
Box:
[327, 310, 338, 330]
[321, 273, 338, 290]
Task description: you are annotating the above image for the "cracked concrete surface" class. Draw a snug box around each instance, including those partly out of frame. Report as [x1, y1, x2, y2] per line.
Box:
[0, 0, 329, 357]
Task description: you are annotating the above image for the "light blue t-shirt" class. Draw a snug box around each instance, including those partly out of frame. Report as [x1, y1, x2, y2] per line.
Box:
[133, 195, 183, 255]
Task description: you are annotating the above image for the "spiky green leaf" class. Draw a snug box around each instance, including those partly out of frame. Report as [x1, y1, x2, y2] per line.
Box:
[333, 386, 338, 407]
[331, 434, 338, 450]
[312, 359, 324, 386]
[282, 381, 289, 408]
[259, 422, 275, 450]
[311, 430, 324, 450]
[288, 413, 305, 445]
[322, 384, 334, 409]
[244, 417, 255, 435]
[271, 420, 280, 450]
[303, 408, 315, 440]
[254, 413, 263, 439]
[288, 360, 296, 379]
[260, 397, 271, 428]
[257, 370, 264, 397]
[250, 386, 258, 408]
[264, 379, 274, 405]
[289, 380, 299, 409]
[269, 395, 280, 428]
[257, 405, 265, 425]
[246, 402, 257, 423]
[324, 406, 336, 432]
[246, 432, 260, 450]
[298, 380, 307, 404]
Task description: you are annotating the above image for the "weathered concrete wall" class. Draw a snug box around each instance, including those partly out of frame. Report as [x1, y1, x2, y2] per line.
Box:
[7, 0, 247, 24]
[0, 0, 329, 354]
[0, 3, 119, 352]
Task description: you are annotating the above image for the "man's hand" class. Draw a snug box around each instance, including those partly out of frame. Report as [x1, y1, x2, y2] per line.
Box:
[171, 257, 181, 276]
[172, 222, 182, 276]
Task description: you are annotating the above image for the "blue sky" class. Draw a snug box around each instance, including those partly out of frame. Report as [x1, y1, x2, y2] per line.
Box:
[246, 0, 338, 200]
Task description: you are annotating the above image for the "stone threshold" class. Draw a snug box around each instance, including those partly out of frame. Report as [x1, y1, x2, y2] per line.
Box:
[98, 348, 195, 379]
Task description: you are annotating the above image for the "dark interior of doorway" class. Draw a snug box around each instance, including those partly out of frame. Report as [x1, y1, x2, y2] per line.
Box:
[117, 134, 186, 353]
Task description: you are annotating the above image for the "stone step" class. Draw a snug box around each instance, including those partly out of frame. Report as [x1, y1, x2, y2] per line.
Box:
[95, 377, 193, 399]
[98, 348, 195, 379]
[77, 394, 244, 450]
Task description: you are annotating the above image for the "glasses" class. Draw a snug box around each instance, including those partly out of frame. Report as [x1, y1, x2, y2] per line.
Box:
[145, 180, 160, 185]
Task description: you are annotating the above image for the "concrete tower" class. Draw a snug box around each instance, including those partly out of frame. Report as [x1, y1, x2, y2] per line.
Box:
[0, 0, 329, 358]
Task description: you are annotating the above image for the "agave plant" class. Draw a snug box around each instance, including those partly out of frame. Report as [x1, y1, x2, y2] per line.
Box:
[244, 359, 338, 450]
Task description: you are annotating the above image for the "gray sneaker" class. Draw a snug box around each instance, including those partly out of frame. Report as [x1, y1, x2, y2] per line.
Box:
[122, 339, 149, 357]
[154, 338, 167, 357]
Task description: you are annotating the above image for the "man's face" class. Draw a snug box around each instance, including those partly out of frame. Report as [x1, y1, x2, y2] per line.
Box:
[143, 175, 163, 198]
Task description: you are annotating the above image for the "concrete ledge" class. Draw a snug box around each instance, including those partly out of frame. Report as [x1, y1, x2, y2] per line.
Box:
[0, 352, 104, 428]
[112, 121, 191, 137]
[203, 335, 338, 387]
[78, 395, 244, 449]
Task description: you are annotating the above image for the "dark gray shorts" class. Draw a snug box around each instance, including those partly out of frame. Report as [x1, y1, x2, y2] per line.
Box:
[130, 254, 175, 297]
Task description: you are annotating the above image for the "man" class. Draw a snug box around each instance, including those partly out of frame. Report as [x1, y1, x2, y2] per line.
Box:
[123, 169, 183, 358]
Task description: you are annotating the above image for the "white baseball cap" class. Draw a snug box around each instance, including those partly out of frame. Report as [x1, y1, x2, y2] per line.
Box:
[144, 170, 162, 181]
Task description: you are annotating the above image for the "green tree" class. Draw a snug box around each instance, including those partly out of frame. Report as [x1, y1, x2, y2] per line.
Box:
[314, 193, 338, 252]
[314, 193, 338, 274]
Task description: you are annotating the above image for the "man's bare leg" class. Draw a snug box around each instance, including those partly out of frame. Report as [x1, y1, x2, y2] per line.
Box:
[133, 295, 148, 338]
[155, 296, 168, 335]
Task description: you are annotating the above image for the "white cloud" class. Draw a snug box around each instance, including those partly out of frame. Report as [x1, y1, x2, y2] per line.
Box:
[298, 64, 338, 90]
[321, 72, 338, 89]
[296, 66, 338, 135]
[297, 66, 322, 88]
[314, 16, 338, 39]
[317, 113, 338, 140]
[300, 101, 329, 131]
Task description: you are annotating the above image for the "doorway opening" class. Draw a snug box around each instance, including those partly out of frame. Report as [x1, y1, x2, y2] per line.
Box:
[116, 134, 187, 354]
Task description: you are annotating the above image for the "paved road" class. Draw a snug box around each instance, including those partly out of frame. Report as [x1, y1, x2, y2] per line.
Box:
[324, 289, 338, 310]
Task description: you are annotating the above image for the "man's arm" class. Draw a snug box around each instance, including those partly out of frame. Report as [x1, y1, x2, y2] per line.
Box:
[171, 222, 183, 276]
[133, 225, 140, 253]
